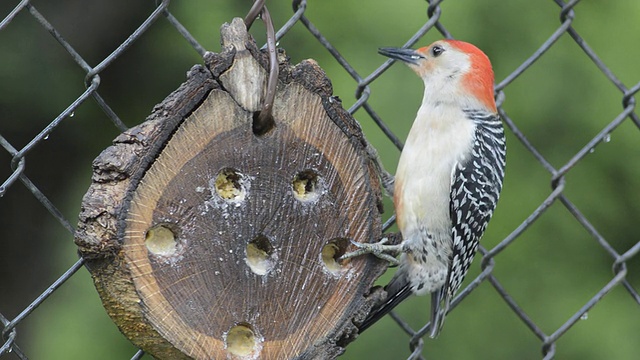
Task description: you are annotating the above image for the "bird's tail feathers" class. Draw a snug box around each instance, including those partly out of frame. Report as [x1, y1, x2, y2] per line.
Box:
[358, 272, 411, 333]
[428, 287, 452, 338]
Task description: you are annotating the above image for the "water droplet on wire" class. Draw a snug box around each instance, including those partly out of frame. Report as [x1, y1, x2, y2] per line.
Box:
[603, 134, 611, 143]
[580, 312, 588, 320]
[70, 112, 75, 118]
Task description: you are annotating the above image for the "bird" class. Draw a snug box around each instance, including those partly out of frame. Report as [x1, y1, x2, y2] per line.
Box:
[342, 40, 506, 338]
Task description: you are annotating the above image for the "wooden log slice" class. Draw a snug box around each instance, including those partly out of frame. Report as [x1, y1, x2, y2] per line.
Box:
[75, 18, 387, 360]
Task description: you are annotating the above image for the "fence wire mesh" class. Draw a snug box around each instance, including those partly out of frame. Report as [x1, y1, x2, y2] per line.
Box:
[1, 0, 639, 359]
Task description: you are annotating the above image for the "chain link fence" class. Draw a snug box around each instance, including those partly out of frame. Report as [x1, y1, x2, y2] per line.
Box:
[1, 0, 639, 359]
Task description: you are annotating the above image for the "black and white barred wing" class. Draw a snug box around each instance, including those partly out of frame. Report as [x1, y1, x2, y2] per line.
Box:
[446, 111, 506, 302]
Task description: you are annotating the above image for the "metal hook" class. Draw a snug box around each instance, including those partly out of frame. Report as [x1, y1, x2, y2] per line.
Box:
[244, 0, 278, 134]
[244, 0, 265, 29]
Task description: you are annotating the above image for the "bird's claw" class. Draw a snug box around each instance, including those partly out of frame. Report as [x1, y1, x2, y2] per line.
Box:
[339, 237, 402, 266]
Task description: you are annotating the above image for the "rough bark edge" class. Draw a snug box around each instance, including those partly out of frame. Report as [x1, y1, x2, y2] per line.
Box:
[75, 65, 217, 259]
[74, 65, 216, 359]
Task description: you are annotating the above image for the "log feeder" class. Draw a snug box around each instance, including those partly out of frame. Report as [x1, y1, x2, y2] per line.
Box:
[75, 18, 389, 360]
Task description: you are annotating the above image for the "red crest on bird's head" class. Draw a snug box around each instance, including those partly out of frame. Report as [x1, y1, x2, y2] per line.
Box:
[441, 40, 496, 112]
[380, 39, 497, 112]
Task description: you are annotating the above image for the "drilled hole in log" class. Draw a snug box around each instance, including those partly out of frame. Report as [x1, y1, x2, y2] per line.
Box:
[245, 234, 275, 275]
[145, 224, 177, 256]
[226, 323, 261, 357]
[321, 238, 349, 274]
[215, 168, 247, 201]
[252, 111, 275, 136]
[292, 170, 322, 202]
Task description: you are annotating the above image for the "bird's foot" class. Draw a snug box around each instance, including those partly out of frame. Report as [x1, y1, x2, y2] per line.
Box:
[339, 237, 402, 266]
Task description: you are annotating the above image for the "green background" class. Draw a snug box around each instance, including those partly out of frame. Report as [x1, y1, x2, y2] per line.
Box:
[0, 0, 638, 359]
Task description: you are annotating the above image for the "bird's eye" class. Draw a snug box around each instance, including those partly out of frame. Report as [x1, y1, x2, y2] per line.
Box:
[431, 45, 445, 57]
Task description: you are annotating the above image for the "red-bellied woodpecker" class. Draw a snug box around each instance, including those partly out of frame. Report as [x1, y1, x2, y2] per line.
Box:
[344, 40, 506, 338]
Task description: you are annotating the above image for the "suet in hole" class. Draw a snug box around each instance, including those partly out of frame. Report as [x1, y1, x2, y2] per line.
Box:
[225, 323, 261, 357]
[215, 168, 247, 202]
[245, 234, 276, 275]
[145, 224, 177, 256]
[321, 238, 349, 274]
[252, 111, 275, 136]
[292, 170, 322, 202]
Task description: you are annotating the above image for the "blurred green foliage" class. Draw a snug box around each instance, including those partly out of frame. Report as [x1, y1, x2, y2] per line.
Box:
[1, 0, 638, 359]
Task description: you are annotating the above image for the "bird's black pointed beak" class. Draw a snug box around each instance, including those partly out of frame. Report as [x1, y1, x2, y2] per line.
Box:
[378, 47, 422, 64]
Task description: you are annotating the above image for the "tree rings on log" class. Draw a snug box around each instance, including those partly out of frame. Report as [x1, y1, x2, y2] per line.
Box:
[75, 17, 387, 360]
